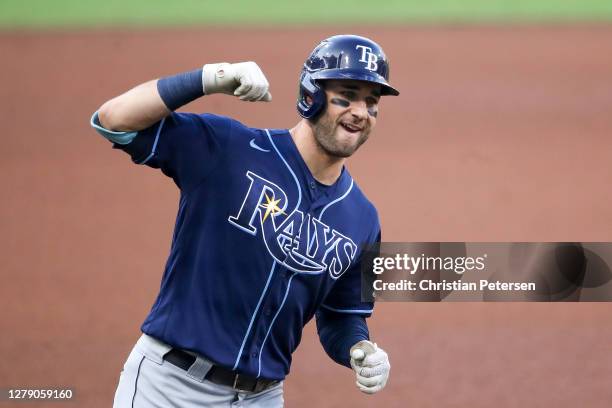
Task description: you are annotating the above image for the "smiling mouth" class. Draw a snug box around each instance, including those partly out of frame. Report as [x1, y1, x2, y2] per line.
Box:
[340, 122, 362, 133]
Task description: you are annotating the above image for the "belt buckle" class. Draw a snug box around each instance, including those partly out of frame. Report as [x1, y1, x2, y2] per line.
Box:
[232, 373, 275, 393]
[232, 374, 252, 393]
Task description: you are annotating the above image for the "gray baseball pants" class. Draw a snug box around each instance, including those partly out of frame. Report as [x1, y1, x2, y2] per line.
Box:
[113, 334, 284, 407]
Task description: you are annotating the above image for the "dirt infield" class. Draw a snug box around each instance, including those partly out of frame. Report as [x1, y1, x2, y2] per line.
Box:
[1, 26, 612, 407]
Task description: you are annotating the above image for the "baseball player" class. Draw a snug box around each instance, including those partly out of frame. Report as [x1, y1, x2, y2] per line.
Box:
[91, 34, 398, 407]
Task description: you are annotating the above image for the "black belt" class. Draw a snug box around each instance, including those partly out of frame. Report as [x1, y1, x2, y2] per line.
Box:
[163, 348, 279, 393]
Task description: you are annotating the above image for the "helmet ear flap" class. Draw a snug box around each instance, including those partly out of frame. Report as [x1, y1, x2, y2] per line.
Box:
[297, 72, 327, 119]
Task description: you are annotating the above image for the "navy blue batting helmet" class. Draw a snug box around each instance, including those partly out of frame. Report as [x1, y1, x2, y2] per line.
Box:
[297, 34, 399, 119]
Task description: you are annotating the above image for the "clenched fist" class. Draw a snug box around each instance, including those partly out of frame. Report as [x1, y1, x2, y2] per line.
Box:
[350, 340, 390, 394]
[202, 61, 272, 102]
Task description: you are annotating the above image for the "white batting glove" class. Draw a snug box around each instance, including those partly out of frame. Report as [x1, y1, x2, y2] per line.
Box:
[350, 340, 390, 394]
[202, 62, 272, 102]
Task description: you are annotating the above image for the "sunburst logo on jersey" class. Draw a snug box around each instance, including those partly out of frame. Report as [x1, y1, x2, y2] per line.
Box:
[260, 193, 285, 222]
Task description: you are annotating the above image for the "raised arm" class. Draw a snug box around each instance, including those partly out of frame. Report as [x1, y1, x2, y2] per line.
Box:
[98, 80, 169, 132]
[97, 62, 272, 132]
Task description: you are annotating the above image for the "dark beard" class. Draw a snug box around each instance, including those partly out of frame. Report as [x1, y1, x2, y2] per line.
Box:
[310, 113, 369, 158]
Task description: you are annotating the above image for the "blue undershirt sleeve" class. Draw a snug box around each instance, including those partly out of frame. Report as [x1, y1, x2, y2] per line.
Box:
[90, 111, 138, 145]
[316, 308, 369, 368]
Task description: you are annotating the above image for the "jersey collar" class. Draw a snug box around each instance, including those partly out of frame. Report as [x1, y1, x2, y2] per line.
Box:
[265, 129, 354, 204]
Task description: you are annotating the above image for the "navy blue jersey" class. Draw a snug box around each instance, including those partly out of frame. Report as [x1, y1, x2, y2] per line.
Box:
[93, 112, 380, 380]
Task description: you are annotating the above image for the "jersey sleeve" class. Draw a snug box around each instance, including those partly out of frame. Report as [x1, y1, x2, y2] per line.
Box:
[91, 111, 233, 192]
[315, 309, 369, 368]
[320, 227, 381, 318]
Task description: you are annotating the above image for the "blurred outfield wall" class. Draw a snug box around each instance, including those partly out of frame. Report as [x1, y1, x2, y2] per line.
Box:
[1, 0, 612, 28]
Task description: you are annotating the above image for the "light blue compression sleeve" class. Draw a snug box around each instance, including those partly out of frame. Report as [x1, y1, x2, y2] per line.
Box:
[90, 111, 138, 145]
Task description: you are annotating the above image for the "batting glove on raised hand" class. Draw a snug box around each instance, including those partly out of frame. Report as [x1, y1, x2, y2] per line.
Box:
[202, 61, 272, 102]
[350, 340, 390, 394]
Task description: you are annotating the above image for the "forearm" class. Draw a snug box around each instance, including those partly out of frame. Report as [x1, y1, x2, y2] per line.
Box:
[98, 80, 171, 132]
[316, 309, 369, 368]
[96, 62, 271, 134]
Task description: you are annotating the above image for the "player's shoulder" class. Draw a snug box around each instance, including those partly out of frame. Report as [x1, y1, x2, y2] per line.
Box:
[194, 113, 280, 156]
[194, 113, 266, 137]
[180, 112, 243, 129]
[168, 112, 266, 144]
[347, 177, 379, 220]
[334, 170, 379, 231]
[332, 174, 380, 242]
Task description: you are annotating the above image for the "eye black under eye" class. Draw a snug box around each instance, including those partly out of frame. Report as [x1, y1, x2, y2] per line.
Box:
[330, 98, 350, 108]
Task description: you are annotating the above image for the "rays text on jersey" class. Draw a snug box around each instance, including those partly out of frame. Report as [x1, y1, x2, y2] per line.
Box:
[228, 171, 357, 278]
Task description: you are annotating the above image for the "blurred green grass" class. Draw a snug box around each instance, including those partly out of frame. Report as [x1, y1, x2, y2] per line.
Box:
[2, 0, 612, 28]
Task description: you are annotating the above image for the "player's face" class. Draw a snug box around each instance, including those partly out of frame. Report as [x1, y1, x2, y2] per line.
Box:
[311, 80, 381, 158]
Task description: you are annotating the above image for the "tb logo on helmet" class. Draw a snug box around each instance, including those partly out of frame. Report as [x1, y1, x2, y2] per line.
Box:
[355, 45, 378, 71]
[296, 34, 399, 119]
